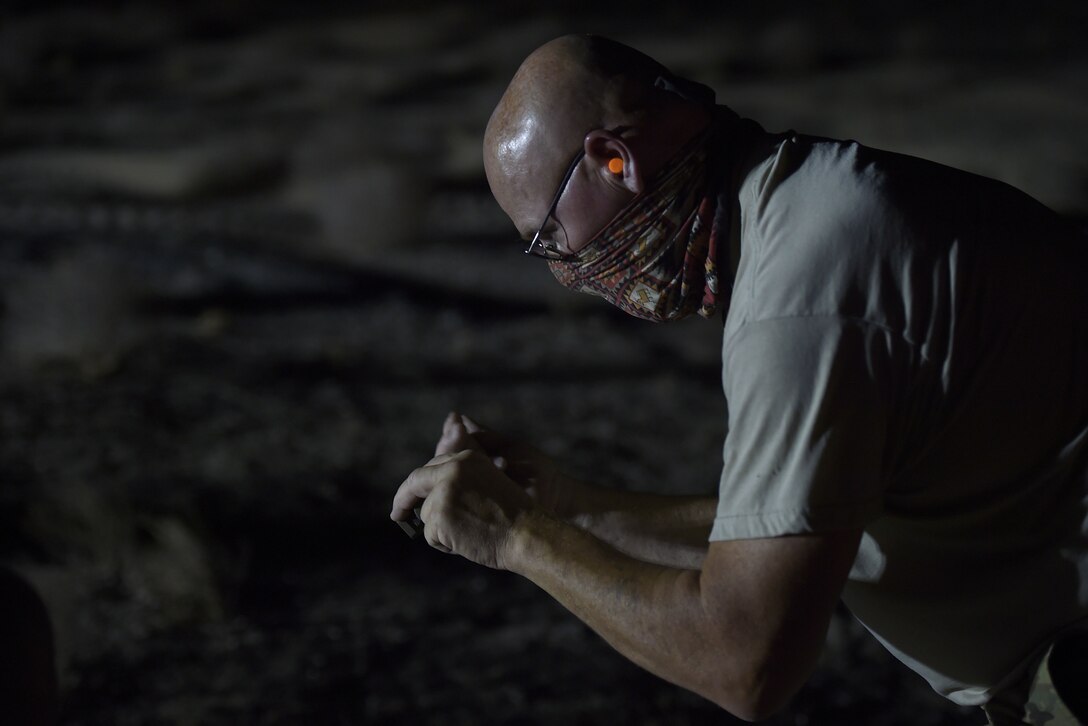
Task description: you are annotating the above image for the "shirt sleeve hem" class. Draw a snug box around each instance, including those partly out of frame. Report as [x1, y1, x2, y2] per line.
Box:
[708, 498, 882, 541]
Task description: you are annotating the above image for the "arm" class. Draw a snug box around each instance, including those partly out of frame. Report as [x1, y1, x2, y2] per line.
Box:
[572, 485, 716, 569]
[507, 510, 861, 721]
[391, 449, 862, 721]
[436, 412, 715, 568]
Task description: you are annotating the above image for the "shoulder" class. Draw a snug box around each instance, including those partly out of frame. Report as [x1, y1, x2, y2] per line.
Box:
[730, 135, 946, 328]
[742, 133, 1014, 240]
[742, 135, 901, 246]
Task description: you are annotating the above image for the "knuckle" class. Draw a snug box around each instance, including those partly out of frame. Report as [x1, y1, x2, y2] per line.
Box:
[456, 449, 487, 472]
[447, 456, 471, 478]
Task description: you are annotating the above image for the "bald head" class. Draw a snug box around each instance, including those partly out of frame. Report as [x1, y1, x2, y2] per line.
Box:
[484, 35, 704, 243]
[484, 35, 667, 177]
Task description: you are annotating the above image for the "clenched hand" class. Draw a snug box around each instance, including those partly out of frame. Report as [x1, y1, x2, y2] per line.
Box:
[435, 412, 591, 524]
[391, 430, 533, 570]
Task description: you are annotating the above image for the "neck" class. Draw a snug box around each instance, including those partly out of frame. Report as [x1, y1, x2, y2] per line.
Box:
[628, 104, 713, 180]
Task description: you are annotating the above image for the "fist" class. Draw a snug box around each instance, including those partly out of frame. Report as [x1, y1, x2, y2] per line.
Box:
[432, 412, 585, 523]
[391, 449, 533, 570]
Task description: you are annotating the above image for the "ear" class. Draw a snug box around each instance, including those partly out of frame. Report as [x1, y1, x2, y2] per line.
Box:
[583, 129, 644, 195]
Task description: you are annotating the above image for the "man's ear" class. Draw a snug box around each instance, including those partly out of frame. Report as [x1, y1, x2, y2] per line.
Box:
[583, 129, 644, 195]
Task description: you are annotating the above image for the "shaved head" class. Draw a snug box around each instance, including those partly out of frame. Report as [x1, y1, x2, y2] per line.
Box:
[483, 35, 687, 238]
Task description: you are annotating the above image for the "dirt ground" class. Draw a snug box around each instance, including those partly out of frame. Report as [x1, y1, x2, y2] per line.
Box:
[1, 2, 1086, 724]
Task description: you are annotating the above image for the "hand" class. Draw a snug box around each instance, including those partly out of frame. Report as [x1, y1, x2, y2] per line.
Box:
[390, 449, 533, 570]
[433, 411, 493, 459]
[450, 413, 593, 526]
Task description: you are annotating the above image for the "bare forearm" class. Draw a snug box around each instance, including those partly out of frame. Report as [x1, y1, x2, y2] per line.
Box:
[506, 510, 763, 718]
[401, 416, 846, 720]
[572, 484, 717, 569]
[504, 510, 850, 720]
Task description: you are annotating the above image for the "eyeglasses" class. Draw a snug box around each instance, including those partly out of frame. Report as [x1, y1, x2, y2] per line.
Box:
[524, 148, 586, 260]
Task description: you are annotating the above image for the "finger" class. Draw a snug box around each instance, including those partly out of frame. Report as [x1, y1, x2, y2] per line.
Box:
[393, 449, 479, 519]
[435, 412, 463, 456]
[419, 497, 452, 553]
[390, 483, 426, 522]
[390, 492, 424, 522]
[389, 461, 451, 521]
[419, 520, 446, 552]
[433, 446, 505, 473]
[437, 416, 486, 457]
[444, 411, 465, 440]
[423, 449, 474, 468]
[423, 523, 451, 553]
[461, 414, 485, 434]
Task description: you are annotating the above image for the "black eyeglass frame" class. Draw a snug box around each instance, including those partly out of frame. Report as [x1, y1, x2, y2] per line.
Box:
[524, 148, 586, 260]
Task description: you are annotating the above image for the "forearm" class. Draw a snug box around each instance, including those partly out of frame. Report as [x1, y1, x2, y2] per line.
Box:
[396, 443, 848, 721]
[506, 510, 762, 718]
[570, 483, 717, 569]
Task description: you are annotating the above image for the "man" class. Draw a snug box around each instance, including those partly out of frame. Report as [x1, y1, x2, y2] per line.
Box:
[390, 35, 1088, 724]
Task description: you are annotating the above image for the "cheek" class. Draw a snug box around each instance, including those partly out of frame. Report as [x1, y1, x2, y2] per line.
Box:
[559, 184, 631, 254]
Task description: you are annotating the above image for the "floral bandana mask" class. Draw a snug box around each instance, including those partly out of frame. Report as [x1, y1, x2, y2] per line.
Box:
[546, 128, 723, 322]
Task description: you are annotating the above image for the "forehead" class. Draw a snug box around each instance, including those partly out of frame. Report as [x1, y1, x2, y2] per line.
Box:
[486, 130, 573, 240]
[484, 64, 589, 238]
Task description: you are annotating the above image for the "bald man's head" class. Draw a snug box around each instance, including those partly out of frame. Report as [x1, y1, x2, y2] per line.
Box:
[483, 35, 707, 247]
[484, 34, 667, 176]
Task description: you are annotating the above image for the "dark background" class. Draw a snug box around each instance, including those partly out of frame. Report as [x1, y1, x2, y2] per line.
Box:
[1, 1, 1086, 724]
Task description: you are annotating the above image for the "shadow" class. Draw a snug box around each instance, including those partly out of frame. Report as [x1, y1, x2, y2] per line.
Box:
[0, 567, 58, 726]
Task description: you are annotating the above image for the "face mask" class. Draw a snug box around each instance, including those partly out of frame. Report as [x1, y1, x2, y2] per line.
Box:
[546, 130, 723, 322]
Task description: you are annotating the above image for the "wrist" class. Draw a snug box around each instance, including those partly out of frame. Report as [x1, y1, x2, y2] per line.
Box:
[557, 475, 602, 528]
[504, 507, 561, 576]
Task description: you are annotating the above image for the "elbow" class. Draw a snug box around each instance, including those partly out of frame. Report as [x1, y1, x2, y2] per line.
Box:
[706, 657, 799, 722]
[712, 688, 790, 723]
[720, 692, 790, 723]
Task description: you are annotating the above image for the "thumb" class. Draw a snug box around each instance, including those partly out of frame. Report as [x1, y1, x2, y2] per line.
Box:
[461, 414, 485, 434]
[436, 412, 483, 456]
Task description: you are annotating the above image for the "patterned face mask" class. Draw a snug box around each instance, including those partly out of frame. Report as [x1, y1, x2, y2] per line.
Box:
[546, 130, 723, 322]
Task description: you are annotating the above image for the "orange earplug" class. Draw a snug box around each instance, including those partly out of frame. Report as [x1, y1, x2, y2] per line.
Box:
[608, 157, 624, 174]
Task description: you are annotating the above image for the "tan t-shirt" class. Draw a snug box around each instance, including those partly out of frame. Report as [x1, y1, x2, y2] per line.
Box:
[709, 129, 1088, 705]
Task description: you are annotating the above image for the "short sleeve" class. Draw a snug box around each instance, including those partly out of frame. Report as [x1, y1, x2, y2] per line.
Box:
[710, 316, 897, 541]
